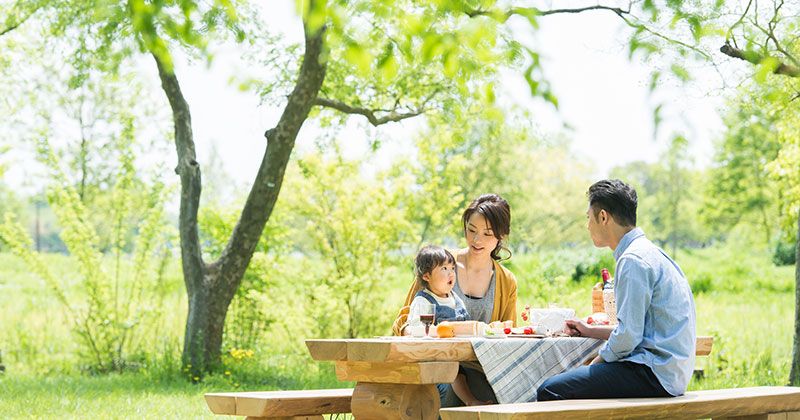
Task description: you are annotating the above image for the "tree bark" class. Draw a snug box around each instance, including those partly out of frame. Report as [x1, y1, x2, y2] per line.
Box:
[152, 15, 328, 376]
[790, 208, 800, 385]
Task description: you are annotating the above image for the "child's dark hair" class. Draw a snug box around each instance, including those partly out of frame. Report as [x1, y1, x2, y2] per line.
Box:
[414, 245, 455, 289]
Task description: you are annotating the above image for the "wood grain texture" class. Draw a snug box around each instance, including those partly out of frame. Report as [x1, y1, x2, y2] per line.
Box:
[696, 336, 714, 356]
[204, 389, 352, 417]
[351, 382, 439, 420]
[716, 413, 800, 420]
[306, 340, 348, 361]
[335, 361, 459, 384]
[204, 392, 237, 414]
[306, 337, 713, 362]
[439, 387, 800, 420]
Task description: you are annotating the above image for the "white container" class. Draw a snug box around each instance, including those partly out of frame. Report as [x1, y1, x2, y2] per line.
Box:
[529, 307, 575, 336]
[603, 285, 618, 325]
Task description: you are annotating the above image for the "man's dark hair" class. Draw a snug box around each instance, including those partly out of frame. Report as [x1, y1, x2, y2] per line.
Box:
[587, 179, 638, 227]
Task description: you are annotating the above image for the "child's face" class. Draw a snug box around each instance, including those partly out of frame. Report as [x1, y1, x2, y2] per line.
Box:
[423, 262, 456, 297]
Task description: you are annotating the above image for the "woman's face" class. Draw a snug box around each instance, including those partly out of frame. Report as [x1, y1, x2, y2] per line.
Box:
[465, 212, 500, 258]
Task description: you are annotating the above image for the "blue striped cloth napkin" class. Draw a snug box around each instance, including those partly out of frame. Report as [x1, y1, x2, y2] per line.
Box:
[470, 337, 604, 403]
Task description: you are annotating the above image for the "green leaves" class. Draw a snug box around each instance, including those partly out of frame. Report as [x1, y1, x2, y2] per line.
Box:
[670, 63, 691, 82]
[755, 56, 781, 84]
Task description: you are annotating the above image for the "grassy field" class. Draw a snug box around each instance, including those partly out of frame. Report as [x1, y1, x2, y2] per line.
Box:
[0, 246, 795, 418]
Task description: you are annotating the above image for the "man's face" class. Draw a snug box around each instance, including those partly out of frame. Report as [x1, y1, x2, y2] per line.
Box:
[586, 206, 606, 248]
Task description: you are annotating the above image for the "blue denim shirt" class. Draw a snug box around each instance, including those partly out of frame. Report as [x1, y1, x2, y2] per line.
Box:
[599, 228, 696, 396]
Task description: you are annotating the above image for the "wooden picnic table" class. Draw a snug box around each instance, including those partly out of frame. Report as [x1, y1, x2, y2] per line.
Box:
[305, 336, 714, 419]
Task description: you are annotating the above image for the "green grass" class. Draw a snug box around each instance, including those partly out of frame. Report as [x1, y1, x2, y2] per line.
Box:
[0, 244, 795, 418]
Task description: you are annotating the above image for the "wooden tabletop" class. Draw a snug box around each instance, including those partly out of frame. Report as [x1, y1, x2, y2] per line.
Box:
[305, 336, 713, 363]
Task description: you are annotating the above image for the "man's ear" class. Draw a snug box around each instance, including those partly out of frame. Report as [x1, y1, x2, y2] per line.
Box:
[598, 209, 608, 224]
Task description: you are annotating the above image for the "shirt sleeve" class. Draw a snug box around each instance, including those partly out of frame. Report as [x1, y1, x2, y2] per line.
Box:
[599, 255, 653, 363]
[407, 296, 429, 325]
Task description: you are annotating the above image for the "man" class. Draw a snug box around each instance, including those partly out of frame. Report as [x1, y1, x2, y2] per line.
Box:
[537, 179, 696, 400]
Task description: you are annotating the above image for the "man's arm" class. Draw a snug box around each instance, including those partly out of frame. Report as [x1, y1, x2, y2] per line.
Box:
[565, 319, 614, 340]
[598, 256, 653, 362]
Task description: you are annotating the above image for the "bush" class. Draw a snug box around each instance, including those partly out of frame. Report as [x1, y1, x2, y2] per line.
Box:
[773, 240, 796, 266]
[571, 252, 616, 284]
[690, 273, 714, 294]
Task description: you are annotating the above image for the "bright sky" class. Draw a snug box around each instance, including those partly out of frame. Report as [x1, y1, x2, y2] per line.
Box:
[5, 2, 733, 193]
[171, 2, 729, 191]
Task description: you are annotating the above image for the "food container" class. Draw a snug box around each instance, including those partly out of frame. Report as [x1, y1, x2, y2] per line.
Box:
[529, 307, 576, 336]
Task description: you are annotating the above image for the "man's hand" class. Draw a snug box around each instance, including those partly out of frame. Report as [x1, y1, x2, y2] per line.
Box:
[564, 318, 592, 337]
[589, 355, 604, 365]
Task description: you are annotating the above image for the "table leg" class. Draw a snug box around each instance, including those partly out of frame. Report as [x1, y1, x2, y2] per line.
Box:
[351, 382, 439, 420]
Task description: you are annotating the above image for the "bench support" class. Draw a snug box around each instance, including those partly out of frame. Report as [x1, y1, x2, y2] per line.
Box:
[351, 382, 439, 420]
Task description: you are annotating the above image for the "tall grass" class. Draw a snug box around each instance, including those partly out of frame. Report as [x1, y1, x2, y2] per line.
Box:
[0, 243, 794, 418]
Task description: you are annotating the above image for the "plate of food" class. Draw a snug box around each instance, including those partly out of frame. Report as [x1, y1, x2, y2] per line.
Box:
[505, 326, 545, 338]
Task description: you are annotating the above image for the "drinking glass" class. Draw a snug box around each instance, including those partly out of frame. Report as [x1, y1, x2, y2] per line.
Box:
[418, 303, 436, 336]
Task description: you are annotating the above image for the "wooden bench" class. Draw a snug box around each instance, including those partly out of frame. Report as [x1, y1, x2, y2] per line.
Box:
[439, 386, 800, 419]
[204, 388, 352, 419]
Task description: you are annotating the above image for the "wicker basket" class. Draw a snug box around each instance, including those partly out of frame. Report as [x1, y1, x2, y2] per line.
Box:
[592, 286, 604, 314]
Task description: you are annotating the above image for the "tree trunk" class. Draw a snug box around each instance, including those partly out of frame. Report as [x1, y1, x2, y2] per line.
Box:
[152, 15, 328, 376]
[789, 208, 800, 385]
[183, 267, 239, 377]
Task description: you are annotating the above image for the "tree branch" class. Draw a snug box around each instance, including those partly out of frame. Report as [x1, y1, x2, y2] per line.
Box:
[0, 4, 38, 37]
[314, 97, 426, 126]
[466, 3, 710, 59]
[720, 42, 800, 77]
[465, 5, 631, 23]
[152, 53, 206, 293]
[215, 12, 329, 288]
[726, 0, 753, 48]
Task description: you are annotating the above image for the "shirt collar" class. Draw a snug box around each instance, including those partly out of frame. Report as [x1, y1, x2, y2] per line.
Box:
[613, 227, 645, 260]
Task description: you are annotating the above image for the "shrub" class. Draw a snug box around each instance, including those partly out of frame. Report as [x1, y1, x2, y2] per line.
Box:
[773, 240, 796, 266]
[0, 140, 172, 373]
[690, 272, 714, 294]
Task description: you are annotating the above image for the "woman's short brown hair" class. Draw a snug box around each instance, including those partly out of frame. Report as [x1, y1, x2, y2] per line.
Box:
[461, 193, 511, 261]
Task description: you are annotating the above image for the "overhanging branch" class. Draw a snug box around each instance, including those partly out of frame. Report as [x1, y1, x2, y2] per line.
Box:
[314, 97, 426, 126]
[0, 5, 38, 37]
[466, 4, 710, 60]
[466, 5, 630, 22]
[720, 43, 800, 77]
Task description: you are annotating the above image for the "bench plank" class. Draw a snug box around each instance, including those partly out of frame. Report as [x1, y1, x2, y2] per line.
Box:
[335, 361, 460, 384]
[204, 389, 352, 417]
[439, 386, 800, 420]
[697, 336, 713, 356]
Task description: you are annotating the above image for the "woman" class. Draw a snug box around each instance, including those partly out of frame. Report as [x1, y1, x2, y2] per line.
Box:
[391, 193, 518, 406]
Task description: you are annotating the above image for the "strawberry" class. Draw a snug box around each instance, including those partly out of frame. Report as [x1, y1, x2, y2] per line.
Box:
[587, 316, 594, 325]
[503, 327, 511, 334]
[524, 327, 533, 335]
